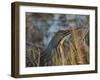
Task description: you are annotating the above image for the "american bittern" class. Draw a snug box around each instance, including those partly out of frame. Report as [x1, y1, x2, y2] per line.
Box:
[40, 27, 89, 66]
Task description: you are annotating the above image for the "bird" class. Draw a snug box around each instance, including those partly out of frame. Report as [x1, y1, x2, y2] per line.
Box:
[39, 27, 85, 66]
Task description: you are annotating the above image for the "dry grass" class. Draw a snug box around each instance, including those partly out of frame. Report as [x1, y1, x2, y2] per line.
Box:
[26, 27, 89, 66]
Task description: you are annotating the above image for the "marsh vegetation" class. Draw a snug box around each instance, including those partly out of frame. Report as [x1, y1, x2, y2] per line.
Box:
[26, 13, 89, 67]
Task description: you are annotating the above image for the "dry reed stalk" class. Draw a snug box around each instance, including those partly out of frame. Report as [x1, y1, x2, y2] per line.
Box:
[71, 27, 83, 64]
[59, 36, 68, 65]
[69, 42, 76, 64]
[37, 48, 40, 66]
